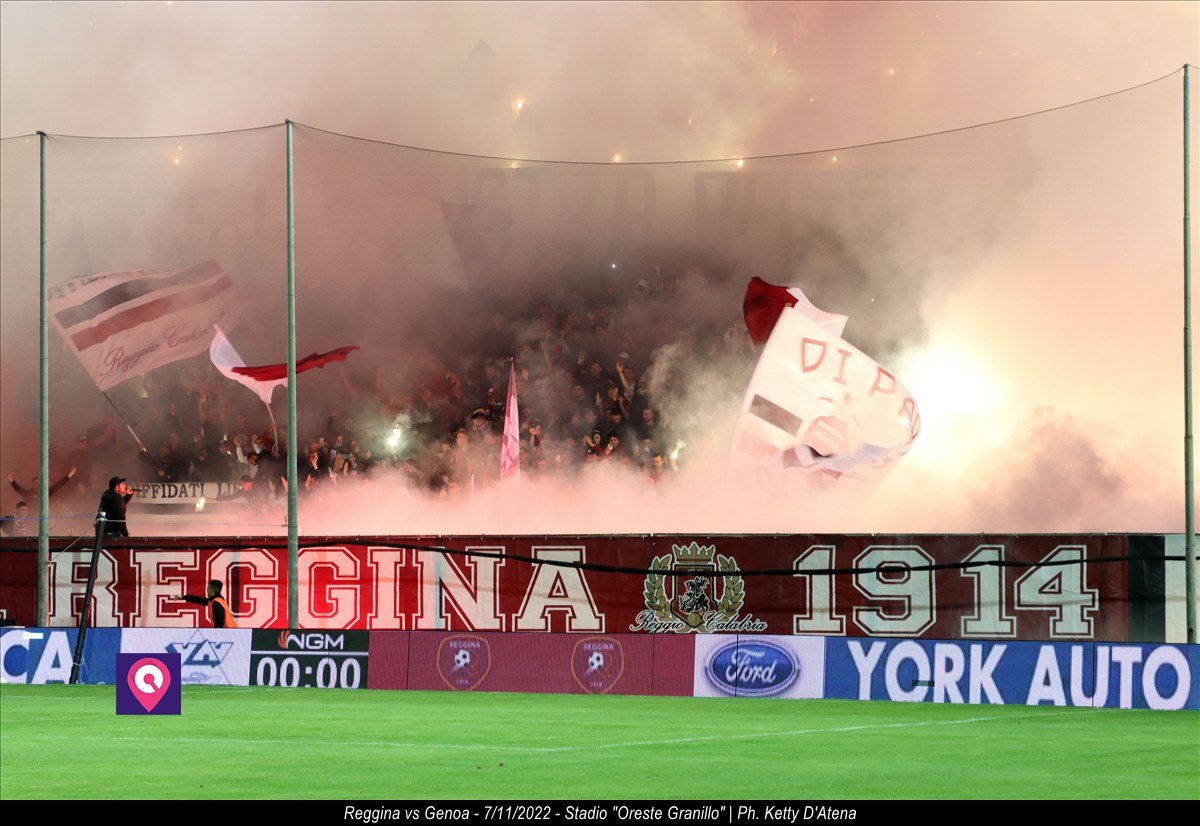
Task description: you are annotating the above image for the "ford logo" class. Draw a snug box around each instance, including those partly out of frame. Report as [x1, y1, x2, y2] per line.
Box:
[706, 641, 798, 697]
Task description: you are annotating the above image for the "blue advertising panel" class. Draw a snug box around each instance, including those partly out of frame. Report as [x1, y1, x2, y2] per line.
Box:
[0, 627, 121, 685]
[825, 637, 1198, 710]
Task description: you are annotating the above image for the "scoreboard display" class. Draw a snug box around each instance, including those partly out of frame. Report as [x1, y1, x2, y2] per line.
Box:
[250, 630, 369, 689]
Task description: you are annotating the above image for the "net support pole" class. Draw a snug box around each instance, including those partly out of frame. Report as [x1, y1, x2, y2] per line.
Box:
[1184, 65, 1196, 644]
[286, 119, 299, 629]
[37, 131, 49, 627]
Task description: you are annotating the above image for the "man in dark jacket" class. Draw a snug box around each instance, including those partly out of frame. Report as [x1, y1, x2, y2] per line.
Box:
[97, 476, 134, 537]
[6, 468, 78, 531]
[8, 468, 77, 501]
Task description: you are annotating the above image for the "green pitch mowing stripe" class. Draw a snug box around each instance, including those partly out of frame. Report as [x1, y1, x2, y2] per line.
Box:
[1, 684, 1197, 799]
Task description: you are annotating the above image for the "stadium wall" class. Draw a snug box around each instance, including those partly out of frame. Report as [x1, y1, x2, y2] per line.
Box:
[0, 534, 1180, 641]
[1, 627, 1195, 710]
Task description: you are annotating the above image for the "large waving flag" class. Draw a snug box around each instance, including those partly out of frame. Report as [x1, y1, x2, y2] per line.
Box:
[229, 347, 359, 382]
[48, 260, 241, 391]
[731, 278, 920, 489]
[209, 325, 287, 406]
[210, 325, 358, 403]
[500, 360, 520, 480]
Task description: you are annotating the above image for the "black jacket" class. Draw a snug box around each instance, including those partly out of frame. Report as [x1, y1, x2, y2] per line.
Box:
[97, 488, 132, 536]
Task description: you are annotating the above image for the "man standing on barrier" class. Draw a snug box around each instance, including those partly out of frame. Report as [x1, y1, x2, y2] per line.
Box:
[175, 579, 238, 628]
[97, 475, 134, 537]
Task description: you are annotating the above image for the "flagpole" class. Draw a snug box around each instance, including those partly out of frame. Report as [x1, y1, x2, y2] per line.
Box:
[1183, 65, 1196, 644]
[285, 119, 299, 629]
[99, 390, 147, 451]
[37, 131, 48, 626]
[264, 401, 278, 447]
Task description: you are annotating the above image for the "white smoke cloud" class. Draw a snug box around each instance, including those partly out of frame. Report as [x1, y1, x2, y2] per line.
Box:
[1, 1, 1197, 535]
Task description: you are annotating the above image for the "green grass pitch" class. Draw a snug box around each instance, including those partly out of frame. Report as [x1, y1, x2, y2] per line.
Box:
[1, 684, 1197, 799]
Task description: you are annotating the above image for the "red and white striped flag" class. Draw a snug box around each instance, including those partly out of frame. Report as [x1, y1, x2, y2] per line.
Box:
[500, 360, 520, 481]
[48, 260, 242, 391]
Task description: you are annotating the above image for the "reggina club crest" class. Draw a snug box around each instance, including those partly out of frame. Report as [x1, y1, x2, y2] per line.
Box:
[630, 542, 768, 634]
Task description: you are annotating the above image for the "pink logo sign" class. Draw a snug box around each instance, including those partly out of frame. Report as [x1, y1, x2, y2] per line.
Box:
[126, 657, 172, 712]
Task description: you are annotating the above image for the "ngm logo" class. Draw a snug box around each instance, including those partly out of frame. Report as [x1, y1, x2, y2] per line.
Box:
[277, 631, 345, 651]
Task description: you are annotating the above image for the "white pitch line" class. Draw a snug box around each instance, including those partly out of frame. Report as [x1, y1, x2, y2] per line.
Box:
[16, 709, 1089, 755]
[0, 693, 100, 700]
[23, 733, 540, 752]
[533, 708, 1091, 753]
[2, 685, 269, 696]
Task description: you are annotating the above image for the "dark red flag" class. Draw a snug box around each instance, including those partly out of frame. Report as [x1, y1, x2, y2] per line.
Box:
[742, 277, 848, 346]
[231, 346, 359, 382]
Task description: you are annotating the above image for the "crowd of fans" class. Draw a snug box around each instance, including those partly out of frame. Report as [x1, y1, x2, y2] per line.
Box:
[3, 271, 755, 530]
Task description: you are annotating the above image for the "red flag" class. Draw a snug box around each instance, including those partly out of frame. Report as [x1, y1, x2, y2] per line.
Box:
[231, 346, 359, 382]
[743, 277, 847, 346]
[500, 360, 520, 481]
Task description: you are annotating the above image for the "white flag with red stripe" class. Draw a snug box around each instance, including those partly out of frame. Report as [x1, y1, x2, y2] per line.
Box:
[48, 260, 242, 392]
[732, 278, 920, 489]
[209, 325, 286, 406]
[500, 360, 520, 481]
